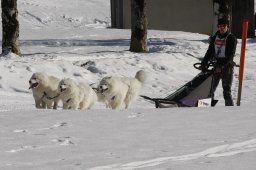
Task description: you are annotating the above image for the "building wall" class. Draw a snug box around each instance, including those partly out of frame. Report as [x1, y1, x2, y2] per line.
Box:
[121, 0, 214, 35]
[232, 0, 255, 38]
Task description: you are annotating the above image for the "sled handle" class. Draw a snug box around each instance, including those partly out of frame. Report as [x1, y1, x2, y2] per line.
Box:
[193, 62, 215, 71]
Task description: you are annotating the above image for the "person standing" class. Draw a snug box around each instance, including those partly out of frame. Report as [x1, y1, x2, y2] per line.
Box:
[201, 18, 237, 106]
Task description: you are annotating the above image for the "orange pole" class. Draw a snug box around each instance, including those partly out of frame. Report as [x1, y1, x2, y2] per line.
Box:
[237, 19, 248, 106]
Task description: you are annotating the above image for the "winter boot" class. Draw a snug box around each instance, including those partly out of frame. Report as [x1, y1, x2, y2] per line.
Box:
[225, 98, 234, 106]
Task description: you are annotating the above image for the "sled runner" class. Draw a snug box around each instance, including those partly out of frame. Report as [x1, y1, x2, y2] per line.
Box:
[141, 63, 218, 108]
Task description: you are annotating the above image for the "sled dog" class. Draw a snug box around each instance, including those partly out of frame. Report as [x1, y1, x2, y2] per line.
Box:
[98, 70, 146, 109]
[29, 72, 60, 109]
[58, 78, 97, 110]
[90, 83, 111, 108]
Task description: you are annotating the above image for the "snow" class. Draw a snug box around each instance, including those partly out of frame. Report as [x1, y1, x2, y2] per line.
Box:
[0, 0, 256, 169]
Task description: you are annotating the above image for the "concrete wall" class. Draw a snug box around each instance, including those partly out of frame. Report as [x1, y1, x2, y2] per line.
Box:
[122, 0, 214, 35]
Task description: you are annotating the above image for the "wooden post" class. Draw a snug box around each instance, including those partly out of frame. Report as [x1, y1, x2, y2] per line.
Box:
[237, 19, 248, 106]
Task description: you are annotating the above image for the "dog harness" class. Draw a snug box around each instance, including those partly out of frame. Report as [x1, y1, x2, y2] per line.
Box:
[66, 98, 71, 103]
[40, 91, 47, 100]
[41, 91, 60, 100]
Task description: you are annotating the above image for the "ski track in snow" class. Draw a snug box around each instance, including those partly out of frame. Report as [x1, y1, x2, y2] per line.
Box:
[88, 139, 256, 170]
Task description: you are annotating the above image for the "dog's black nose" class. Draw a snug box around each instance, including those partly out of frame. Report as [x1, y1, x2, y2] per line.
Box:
[29, 80, 31, 84]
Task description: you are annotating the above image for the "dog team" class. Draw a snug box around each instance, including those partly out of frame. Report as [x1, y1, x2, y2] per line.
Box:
[29, 70, 146, 110]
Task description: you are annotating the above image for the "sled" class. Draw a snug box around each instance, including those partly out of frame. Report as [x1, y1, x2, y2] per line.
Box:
[141, 63, 218, 108]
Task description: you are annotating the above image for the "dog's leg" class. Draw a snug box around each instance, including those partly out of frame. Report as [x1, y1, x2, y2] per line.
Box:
[53, 101, 58, 109]
[35, 100, 41, 108]
[41, 101, 47, 109]
[69, 99, 79, 110]
[104, 100, 110, 108]
[63, 103, 69, 110]
[107, 99, 115, 109]
[124, 94, 132, 109]
[124, 98, 133, 109]
[125, 102, 130, 109]
[35, 100, 46, 109]
[79, 101, 86, 110]
[35, 100, 42, 109]
[111, 103, 119, 109]
[71, 104, 78, 110]
[124, 88, 140, 109]
[110, 99, 122, 110]
[46, 101, 53, 109]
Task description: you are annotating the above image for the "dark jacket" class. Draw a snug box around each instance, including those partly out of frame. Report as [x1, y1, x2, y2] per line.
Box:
[202, 30, 237, 68]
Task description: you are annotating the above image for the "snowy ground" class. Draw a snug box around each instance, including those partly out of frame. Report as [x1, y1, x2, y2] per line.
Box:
[0, 0, 256, 169]
[1, 107, 256, 170]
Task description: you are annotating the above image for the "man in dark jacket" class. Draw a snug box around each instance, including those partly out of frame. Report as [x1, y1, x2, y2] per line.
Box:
[201, 18, 237, 106]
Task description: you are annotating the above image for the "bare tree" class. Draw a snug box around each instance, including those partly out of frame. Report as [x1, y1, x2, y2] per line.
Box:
[213, 0, 232, 34]
[1, 0, 21, 56]
[130, 0, 148, 52]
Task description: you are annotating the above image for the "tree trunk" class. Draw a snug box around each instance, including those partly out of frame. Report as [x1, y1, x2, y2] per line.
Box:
[130, 0, 148, 52]
[1, 0, 21, 56]
[232, 0, 255, 38]
[212, 0, 232, 34]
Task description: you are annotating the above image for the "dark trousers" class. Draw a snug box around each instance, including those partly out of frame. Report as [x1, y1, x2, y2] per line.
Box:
[210, 66, 234, 106]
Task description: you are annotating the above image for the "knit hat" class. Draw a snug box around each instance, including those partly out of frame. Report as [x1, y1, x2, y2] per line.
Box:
[218, 18, 230, 25]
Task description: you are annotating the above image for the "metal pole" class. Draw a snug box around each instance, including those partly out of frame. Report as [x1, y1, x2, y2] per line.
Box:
[237, 19, 248, 106]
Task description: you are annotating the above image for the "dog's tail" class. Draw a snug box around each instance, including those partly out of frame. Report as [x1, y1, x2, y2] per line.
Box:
[135, 70, 146, 83]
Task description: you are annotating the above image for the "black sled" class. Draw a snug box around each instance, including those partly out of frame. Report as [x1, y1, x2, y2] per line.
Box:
[141, 63, 218, 108]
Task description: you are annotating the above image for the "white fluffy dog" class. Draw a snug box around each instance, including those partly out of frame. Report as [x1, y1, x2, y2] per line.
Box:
[58, 78, 97, 110]
[90, 83, 110, 108]
[29, 72, 60, 109]
[98, 70, 146, 109]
